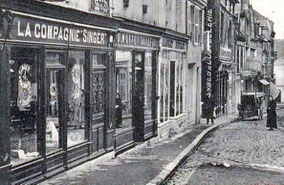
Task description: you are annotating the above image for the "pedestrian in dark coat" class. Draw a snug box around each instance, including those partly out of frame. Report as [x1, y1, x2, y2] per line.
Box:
[116, 93, 123, 128]
[204, 95, 215, 124]
[267, 96, 277, 130]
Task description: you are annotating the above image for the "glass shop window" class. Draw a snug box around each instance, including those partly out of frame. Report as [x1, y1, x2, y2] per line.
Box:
[10, 47, 39, 165]
[45, 51, 65, 153]
[159, 51, 169, 122]
[170, 57, 184, 117]
[67, 51, 86, 147]
[144, 52, 152, 120]
[115, 50, 132, 130]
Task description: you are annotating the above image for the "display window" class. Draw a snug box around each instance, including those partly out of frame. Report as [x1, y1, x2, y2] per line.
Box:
[10, 47, 39, 165]
[115, 50, 133, 130]
[45, 51, 65, 153]
[160, 51, 185, 121]
[67, 51, 86, 147]
[160, 51, 170, 122]
[144, 52, 153, 120]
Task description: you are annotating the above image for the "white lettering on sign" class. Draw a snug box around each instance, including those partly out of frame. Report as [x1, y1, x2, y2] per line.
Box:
[25, 22, 32, 37]
[34, 23, 41, 38]
[16, 20, 107, 45]
[18, 21, 24, 37]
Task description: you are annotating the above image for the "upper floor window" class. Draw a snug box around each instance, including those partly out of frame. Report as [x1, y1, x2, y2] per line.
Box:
[143, 5, 148, 14]
[189, 5, 203, 45]
[123, 0, 129, 8]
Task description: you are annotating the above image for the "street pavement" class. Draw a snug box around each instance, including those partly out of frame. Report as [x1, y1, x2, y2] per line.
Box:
[166, 107, 284, 185]
[39, 123, 213, 185]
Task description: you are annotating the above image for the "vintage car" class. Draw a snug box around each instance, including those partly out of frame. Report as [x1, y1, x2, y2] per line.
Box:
[238, 92, 266, 120]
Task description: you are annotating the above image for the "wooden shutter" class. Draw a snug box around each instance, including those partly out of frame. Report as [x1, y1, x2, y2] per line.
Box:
[194, 7, 199, 44]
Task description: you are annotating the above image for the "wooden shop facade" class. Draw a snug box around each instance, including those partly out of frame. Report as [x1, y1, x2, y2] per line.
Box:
[0, 1, 159, 184]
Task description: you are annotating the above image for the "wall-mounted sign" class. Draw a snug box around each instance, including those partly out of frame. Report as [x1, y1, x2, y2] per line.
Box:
[117, 32, 159, 48]
[9, 16, 108, 47]
[220, 47, 232, 61]
[176, 41, 186, 50]
[162, 38, 186, 50]
[162, 38, 174, 48]
[90, 0, 110, 14]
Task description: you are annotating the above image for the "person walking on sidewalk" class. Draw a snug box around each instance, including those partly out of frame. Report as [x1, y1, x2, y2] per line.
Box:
[204, 94, 215, 125]
[267, 96, 277, 131]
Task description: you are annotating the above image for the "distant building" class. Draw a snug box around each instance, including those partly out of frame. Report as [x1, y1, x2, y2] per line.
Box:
[274, 59, 284, 102]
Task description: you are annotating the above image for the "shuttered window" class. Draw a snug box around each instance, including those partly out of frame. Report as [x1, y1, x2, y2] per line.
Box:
[194, 7, 199, 45]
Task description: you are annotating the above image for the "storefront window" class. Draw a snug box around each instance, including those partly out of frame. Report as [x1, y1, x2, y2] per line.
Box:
[160, 61, 164, 122]
[67, 51, 86, 147]
[10, 47, 39, 165]
[116, 51, 132, 130]
[160, 51, 169, 122]
[144, 52, 152, 120]
[165, 53, 169, 120]
[170, 60, 176, 117]
[160, 51, 184, 120]
[45, 52, 65, 153]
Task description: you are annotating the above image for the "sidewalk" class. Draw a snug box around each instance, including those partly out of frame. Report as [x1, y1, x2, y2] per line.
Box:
[40, 115, 236, 185]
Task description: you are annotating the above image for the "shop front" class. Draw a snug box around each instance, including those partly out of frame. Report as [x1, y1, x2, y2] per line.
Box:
[214, 47, 233, 117]
[157, 37, 187, 138]
[114, 31, 159, 154]
[0, 9, 116, 184]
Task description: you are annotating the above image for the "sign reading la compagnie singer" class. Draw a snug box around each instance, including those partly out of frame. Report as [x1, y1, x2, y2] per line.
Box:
[10, 16, 108, 47]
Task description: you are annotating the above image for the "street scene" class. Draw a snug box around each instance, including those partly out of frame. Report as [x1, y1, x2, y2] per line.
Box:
[0, 0, 284, 184]
[167, 107, 284, 185]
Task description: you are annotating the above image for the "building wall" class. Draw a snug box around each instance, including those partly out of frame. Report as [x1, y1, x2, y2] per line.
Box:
[112, 0, 186, 33]
[274, 60, 284, 102]
[41, 0, 110, 16]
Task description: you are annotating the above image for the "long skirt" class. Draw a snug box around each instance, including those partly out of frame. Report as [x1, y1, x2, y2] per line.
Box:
[267, 110, 277, 128]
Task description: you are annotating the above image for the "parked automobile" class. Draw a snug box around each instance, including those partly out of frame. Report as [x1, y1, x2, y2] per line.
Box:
[238, 92, 266, 120]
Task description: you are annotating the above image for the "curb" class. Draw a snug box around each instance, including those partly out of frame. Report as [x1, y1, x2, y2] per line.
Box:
[147, 119, 234, 185]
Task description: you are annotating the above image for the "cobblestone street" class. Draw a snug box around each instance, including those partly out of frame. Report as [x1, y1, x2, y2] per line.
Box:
[166, 107, 284, 185]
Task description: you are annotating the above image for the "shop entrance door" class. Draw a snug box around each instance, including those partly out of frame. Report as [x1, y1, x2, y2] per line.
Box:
[90, 53, 106, 152]
[45, 52, 66, 154]
[132, 51, 145, 142]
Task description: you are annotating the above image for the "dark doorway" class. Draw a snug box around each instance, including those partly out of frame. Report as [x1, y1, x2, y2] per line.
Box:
[132, 51, 145, 142]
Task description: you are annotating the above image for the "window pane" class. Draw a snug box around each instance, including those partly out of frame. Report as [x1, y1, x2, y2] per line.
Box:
[116, 51, 132, 130]
[144, 52, 152, 120]
[46, 68, 61, 152]
[170, 61, 176, 117]
[67, 51, 86, 147]
[10, 48, 39, 165]
[160, 60, 165, 122]
[165, 52, 169, 120]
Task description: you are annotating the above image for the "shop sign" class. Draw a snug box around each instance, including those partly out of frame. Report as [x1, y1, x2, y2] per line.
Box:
[176, 41, 186, 50]
[10, 16, 108, 47]
[117, 32, 159, 48]
[220, 47, 232, 61]
[162, 38, 186, 50]
[90, 0, 110, 14]
[162, 38, 174, 48]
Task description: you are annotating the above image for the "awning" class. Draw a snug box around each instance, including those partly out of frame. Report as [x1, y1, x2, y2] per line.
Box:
[259, 79, 270, 86]
[270, 82, 280, 99]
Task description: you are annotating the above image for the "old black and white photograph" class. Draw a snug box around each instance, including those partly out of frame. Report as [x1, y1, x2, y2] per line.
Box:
[0, 0, 284, 184]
